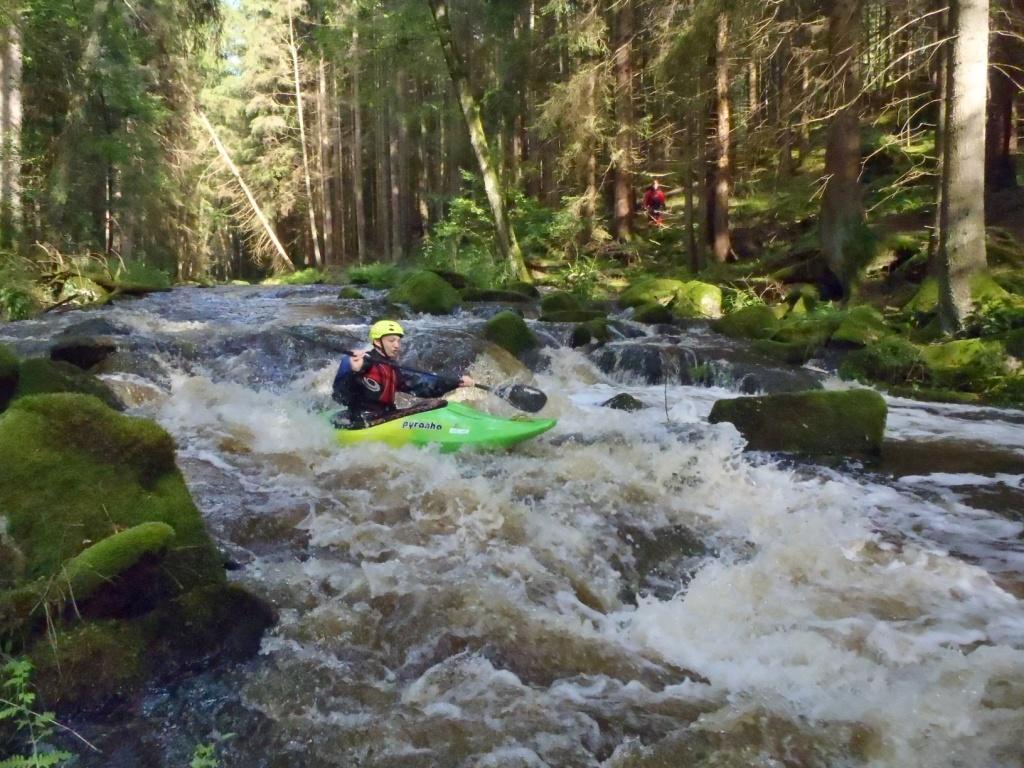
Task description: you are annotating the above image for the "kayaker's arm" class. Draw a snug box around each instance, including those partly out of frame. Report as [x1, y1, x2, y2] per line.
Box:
[398, 368, 462, 399]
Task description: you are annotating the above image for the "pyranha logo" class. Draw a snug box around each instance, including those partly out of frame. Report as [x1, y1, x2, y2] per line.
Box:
[402, 420, 442, 431]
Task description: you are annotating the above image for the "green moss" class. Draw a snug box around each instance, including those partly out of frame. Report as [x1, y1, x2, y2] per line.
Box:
[920, 339, 1007, 390]
[712, 305, 779, 340]
[885, 386, 984, 405]
[337, 286, 365, 299]
[0, 344, 18, 411]
[483, 311, 538, 357]
[539, 291, 581, 314]
[506, 281, 540, 298]
[994, 269, 1024, 296]
[618, 278, 686, 309]
[348, 263, 403, 289]
[29, 619, 149, 711]
[987, 228, 1024, 267]
[633, 302, 674, 324]
[708, 389, 887, 456]
[461, 288, 532, 303]
[840, 336, 924, 386]
[831, 305, 891, 347]
[904, 277, 938, 317]
[13, 358, 120, 409]
[672, 281, 723, 319]
[0, 394, 223, 590]
[1003, 329, 1024, 358]
[388, 271, 462, 314]
[752, 339, 814, 365]
[771, 311, 841, 351]
[59, 522, 175, 603]
[539, 308, 605, 323]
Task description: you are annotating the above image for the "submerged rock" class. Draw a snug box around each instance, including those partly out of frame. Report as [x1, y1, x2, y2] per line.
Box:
[601, 393, 647, 411]
[709, 388, 887, 456]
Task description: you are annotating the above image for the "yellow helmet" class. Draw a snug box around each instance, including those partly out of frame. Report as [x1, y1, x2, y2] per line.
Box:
[368, 319, 405, 342]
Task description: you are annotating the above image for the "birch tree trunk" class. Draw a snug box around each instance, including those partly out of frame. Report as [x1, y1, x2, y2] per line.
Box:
[425, 0, 530, 282]
[288, 9, 322, 269]
[938, 0, 990, 330]
[1, 18, 22, 247]
[819, 0, 865, 297]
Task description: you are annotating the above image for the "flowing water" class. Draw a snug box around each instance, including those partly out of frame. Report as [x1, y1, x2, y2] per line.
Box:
[3, 285, 1024, 768]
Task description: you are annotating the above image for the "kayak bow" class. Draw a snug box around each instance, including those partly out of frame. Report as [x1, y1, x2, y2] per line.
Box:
[333, 401, 556, 452]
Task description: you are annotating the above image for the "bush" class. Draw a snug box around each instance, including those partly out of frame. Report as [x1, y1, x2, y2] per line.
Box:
[347, 263, 403, 289]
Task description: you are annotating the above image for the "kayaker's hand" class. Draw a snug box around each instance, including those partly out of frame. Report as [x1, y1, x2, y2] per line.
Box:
[458, 375, 474, 388]
[349, 350, 366, 372]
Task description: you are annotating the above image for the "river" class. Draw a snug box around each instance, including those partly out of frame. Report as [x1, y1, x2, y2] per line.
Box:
[3, 285, 1023, 768]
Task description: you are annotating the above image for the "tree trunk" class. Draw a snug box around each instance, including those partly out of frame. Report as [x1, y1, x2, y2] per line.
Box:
[710, 11, 731, 263]
[0, 19, 22, 248]
[929, 2, 947, 262]
[374, 51, 391, 260]
[425, 0, 530, 282]
[938, 0, 989, 330]
[288, 10, 322, 269]
[317, 59, 334, 266]
[819, 0, 865, 297]
[351, 32, 367, 264]
[389, 70, 405, 261]
[985, 30, 1018, 190]
[611, 0, 635, 241]
[197, 110, 295, 272]
[330, 70, 347, 262]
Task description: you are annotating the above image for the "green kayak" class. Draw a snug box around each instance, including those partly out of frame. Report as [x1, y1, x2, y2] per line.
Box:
[333, 401, 556, 452]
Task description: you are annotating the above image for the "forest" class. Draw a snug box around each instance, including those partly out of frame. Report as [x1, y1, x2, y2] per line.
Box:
[1, 0, 1023, 398]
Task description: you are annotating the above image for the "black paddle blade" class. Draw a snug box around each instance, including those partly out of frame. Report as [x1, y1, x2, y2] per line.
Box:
[489, 383, 547, 413]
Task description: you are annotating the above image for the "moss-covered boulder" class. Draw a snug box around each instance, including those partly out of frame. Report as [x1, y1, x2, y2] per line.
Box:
[904, 274, 1009, 321]
[426, 269, 471, 289]
[506, 281, 540, 298]
[388, 270, 462, 314]
[13, 357, 121, 410]
[709, 389, 887, 456]
[713, 305, 779, 340]
[840, 336, 924, 386]
[618, 278, 687, 309]
[920, 339, 1007, 390]
[633, 302, 674, 325]
[672, 281, 723, 319]
[57, 276, 109, 305]
[0, 394, 222, 587]
[830, 305, 891, 347]
[751, 339, 815, 365]
[484, 311, 538, 357]
[772, 312, 842, 351]
[539, 291, 582, 315]
[570, 318, 610, 348]
[0, 393, 275, 711]
[461, 287, 533, 303]
[337, 286, 365, 300]
[0, 344, 18, 412]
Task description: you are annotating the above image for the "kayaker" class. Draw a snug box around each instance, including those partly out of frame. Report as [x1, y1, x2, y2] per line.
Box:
[332, 320, 475, 427]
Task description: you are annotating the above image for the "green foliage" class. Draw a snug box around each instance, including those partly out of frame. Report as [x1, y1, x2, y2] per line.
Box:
[839, 336, 925, 386]
[113, 262, 173, 291]
[971, 296, 1024, 336]
[261, 269, 327, 286]
[190, 743, 221, 768]
[0, 258, 41, 322]
[0, 658, 73, 767]
[347, 264, 403, 290]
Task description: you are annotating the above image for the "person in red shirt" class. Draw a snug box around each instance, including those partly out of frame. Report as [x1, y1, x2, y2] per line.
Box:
[642, 179, 667, 227]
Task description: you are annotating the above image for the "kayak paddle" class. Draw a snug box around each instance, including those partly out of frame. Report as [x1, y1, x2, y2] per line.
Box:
[343, 352, 548, 413]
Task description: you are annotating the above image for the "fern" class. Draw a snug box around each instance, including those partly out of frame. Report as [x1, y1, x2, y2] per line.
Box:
[0, 660, 72, 768]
